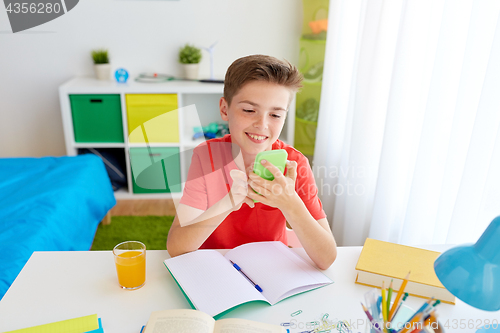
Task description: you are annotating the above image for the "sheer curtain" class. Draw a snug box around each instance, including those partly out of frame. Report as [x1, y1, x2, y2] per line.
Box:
[313, 0, 500, 246]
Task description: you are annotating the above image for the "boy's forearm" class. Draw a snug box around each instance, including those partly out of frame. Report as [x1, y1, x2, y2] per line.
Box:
[167, 193, 237, 257]
[180, 193, 239, 226]
[281, 195, 337, 270]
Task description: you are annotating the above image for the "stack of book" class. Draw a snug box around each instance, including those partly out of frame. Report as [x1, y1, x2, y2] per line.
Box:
[356, 238, 449, 333]
[355, 238, 455, 304]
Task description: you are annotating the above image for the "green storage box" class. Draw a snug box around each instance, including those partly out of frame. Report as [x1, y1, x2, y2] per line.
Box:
[70, 94, 124, 143]
[299, 39, 326, 82]
[301, 0, 329, 37]
[295, 82, 322, 156]
[295, 117, 318, 157]
[296, 82, 322, 122]
[129, 147, 181, 194]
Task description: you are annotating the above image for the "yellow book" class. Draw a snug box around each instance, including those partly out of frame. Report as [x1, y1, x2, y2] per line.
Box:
[355, 238, 455, 304]
[4, 314, 100, 333]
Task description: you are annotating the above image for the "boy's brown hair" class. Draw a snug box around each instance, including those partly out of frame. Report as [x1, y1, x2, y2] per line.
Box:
[223, 54, 303, 107]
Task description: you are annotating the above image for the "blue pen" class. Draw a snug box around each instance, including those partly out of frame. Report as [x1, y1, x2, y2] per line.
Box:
[405, 298, 435, 325]
[377, 296, 382, 316]
[230, 260, 263, 292]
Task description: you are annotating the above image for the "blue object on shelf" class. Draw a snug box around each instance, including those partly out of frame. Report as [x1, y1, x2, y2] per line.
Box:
[115, 68, 129, 83]
[434, 216, 500, 311]
[192, 132, 204, 140]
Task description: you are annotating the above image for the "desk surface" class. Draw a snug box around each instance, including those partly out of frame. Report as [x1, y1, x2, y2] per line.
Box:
[0, 247, 496, 333]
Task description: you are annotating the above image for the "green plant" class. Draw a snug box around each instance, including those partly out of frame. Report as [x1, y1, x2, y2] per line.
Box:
[91, 49, 109, 64]
[179, 44, 202, 64]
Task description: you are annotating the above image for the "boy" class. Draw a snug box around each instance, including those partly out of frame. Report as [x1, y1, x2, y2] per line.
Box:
[167, 55, 337, 269]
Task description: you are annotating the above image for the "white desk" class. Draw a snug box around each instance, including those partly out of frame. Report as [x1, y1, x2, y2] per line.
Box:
[0, 247, 497, 333]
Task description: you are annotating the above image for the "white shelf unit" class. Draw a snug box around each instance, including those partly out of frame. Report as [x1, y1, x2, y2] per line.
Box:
[59, 77, 296, 199]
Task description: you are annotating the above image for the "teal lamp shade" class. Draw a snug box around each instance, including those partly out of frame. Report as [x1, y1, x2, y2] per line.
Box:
[434, 216, 500, 311]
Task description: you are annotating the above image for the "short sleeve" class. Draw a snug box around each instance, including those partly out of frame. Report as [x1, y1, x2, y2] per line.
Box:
[293, 153, 327, 221]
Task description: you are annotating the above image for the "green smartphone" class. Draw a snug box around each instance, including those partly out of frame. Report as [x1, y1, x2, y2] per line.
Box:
[252, 149, 288, 202]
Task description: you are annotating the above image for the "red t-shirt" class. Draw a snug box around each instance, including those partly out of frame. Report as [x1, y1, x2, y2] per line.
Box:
[179, 135, 326, 249]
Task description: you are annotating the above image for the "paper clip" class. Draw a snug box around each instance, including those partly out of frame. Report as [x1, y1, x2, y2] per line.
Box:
[291, 310, 303, 317]
[322, 313, 330, 322]
[337, 321, 351, 333]
[307, 321, 320, 326]
[280, 322, 291, 326]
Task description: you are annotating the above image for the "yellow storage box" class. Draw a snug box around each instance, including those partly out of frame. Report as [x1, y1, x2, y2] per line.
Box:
[126, 94, 179, 143]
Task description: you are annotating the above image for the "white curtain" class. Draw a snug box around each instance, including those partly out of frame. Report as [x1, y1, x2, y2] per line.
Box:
[314, 0, 500, 246]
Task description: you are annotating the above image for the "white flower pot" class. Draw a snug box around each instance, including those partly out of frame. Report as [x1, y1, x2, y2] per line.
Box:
[182, 63, 199, 80]
[94, 64, 111, 81]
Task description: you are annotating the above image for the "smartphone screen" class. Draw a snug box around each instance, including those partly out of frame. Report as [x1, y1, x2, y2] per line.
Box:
[251, 149, 288, 202]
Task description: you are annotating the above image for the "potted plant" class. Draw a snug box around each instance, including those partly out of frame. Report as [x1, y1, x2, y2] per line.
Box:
[91, 49, 111, 81]
[179, 44, 202, 80]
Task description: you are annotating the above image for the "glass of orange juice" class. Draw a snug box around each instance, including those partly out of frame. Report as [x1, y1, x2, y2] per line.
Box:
[113, 241, 146, 290]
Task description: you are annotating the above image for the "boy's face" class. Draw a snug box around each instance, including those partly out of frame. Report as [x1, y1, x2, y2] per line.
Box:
[220, 81, 290, 158]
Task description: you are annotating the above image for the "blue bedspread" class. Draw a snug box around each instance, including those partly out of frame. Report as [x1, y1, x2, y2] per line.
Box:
[0, 155, 116, 300]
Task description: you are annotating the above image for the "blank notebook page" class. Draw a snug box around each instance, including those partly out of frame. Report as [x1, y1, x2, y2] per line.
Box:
[165, 250, 266, 317]
[224, 242, 332, 304]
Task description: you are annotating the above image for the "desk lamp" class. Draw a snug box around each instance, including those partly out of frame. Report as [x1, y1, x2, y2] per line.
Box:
[434, 216, 500, 312]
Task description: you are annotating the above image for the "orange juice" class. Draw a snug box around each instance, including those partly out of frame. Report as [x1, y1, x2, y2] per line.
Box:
[114, 250, 146, 289]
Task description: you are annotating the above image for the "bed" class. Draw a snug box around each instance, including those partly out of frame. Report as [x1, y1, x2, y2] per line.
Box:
[0, 154, 116, 300]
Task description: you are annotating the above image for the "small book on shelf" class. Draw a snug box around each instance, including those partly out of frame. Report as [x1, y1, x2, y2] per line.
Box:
[164, 241, 333, 317]
[355, 238, 455, 304]
[142, 309, 286, 333]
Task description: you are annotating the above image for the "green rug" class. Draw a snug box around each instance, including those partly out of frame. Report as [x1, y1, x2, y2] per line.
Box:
[91, 215, 174, 251]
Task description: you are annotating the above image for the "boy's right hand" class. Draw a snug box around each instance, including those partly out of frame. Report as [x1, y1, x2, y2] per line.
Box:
[229, 169, 255, 211]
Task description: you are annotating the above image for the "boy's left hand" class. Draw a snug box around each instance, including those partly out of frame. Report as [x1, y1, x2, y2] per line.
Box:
[247, 160, 299, 211]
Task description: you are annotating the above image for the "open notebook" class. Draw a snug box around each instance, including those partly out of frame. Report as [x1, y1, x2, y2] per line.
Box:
[164, 241, 333, 317]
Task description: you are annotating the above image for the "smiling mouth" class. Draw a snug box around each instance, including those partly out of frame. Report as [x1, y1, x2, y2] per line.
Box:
[246, 133, 268, 142]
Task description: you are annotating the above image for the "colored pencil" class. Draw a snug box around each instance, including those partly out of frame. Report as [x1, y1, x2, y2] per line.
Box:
[388, 271, 411, 321]
[361, 302, 383, 333]
[391, 293, 409, 322]
[387, 279, 393, 319]
[382, 282, 392, 333]
[382, 281, 387, 322]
